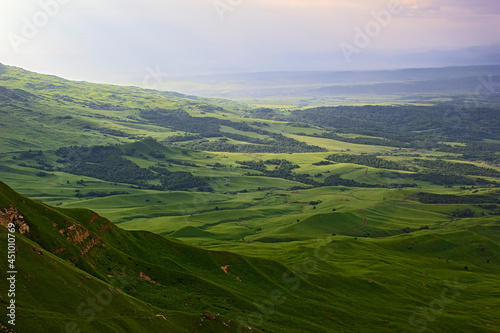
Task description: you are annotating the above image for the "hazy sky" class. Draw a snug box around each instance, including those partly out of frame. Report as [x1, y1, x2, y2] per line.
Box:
[1, 0, 499, 83]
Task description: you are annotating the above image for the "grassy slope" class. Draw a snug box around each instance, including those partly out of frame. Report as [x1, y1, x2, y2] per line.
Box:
[0, 181, 265, 332]
[0, 65, 245, 153]
[2, 181, 500, 332]
[1, 64, 500, 332]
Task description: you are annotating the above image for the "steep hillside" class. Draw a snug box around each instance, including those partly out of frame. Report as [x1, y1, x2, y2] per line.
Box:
[1, 181, 500, 332]
[0, 181, 260, 332]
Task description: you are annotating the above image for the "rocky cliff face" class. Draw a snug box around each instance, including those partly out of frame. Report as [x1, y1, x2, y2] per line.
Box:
[0, 205, 30, 234]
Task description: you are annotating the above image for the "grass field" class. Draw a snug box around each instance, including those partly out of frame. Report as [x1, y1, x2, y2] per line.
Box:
[1, 180, 499, 332]
[1, 63, 499, 332]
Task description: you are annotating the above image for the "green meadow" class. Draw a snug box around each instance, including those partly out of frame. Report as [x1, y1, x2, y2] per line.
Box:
[0, 63, 499, 332]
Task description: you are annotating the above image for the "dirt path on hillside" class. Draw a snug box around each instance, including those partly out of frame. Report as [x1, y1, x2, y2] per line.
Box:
[335, 218, 367, 233]
[347, 191, 364, 201]
[364, 168, 387, 185]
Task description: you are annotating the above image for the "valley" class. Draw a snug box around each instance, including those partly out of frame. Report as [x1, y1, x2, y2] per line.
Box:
[0, 63, 499, 332]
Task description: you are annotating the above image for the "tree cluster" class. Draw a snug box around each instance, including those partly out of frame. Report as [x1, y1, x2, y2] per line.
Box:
[326, 154, 412, 171]
[418, 192, 500, 204]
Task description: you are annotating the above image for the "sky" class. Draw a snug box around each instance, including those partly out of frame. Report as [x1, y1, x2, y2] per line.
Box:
[0, 0, 499, 84]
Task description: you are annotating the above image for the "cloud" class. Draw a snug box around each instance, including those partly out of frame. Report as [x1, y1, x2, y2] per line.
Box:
[400, 0, 441, 16]
[0, 0, 499, 81]
[400, 0, 500, 17]
[445, 0, 500, 14]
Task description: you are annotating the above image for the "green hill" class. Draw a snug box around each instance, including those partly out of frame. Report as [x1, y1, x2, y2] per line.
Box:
[0, 180, 260, 332]
[1, 64, 500, 333]
[0, 65, 324, 154]
[262, 212, 366, 241]
[2, 181, 500, 332]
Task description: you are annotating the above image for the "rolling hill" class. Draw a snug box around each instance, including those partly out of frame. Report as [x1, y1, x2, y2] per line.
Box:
[0, 64, 500, 332]
[1, 179, 500, 332]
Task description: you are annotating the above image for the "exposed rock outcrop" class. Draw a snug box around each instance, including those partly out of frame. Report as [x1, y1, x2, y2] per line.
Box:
[0, 205, 30, 234]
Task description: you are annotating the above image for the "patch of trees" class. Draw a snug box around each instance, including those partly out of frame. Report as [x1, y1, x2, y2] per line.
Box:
[265, 159, 299, 169]
[149, 166, 210, 191]
[413, 159, 500, 178]
[294, 174, 318, 186]
[238, 159, 300, 178]
[243, 105, 500, 162]
[140, 108, 222, 134]
[177, 138, 325, 154]
[322, 174, 381, 188]
[236, 159, 300, 173]
[238, 159, 318, 185]
[141, 108, 325, 153]
[247, 107, 281, 120]
[400, 226, 429, 234]
[290, 122, 312, 128]
[326, 154, 412, 171]
[17, 150, 44, 159]
[221, 132, 272, 145]
[318, 132, 406, 148]
[177, 141, 259, 153]
[237, 160, 267, 172]
[287, 105, 499, 143]
[165, 160, 200, 168]
[75, 191, 129, 198]
[265, 163, 300, 178]
[56, 145, 155, 185]
[410, 173, 475, 186]
[266, 133, 325, 153]
[401, 227, 412, 233]
[478, 204, 498, 210]
[96, 128, 129, 137]
[312, 160, 333, 166]
[18, 163, 54, 172]
[198, 104, 226, 113]
[451, 208, 475, 218]
[417, 192, 500, 204]
[476, 204, 500, 216]
[142, 108, 260, 135]
[379, 172, 497, 186]
[163, 134, 204, 143]
[83, 101, 127, 111]
[148, 151, 165, 159]
[237, 158, 417, 188]
[159, 171, 209, 191]
[15, 150, 52, 169]
[438, 142, 500, 164]
[207, 163, 224, 168]
[56, 145, 210, 191]
[290, 186, 309, 191]
[124, 148, 136, 156]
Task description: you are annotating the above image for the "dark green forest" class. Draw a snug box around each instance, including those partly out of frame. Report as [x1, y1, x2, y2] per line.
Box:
[247, 105, 500, 163]
[55, 145, 210, 191]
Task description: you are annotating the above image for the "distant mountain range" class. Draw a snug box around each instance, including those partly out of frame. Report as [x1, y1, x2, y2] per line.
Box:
[157, 65, 500, 99]
[330, 44, 500, 72]
[173, 44, 500, 74]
